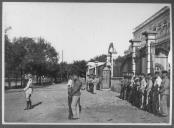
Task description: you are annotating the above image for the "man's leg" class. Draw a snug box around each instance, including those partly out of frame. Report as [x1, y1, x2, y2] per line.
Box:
[24, 93, 29, 110]
[160, 95, 168, 116]
[79, 97, 81, 113]
[68, 96, 73, 119]
[71, 96, 79, 119]
[28, 94, 32, 109]
[141, 94, 144, 109]
[76, 97, 80, 118]
[93, 84, 96, 94]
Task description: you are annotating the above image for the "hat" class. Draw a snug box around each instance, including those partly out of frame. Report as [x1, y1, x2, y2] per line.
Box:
[155, 71, 160, 75]
[147, 73, 151, 76]
[162, 70, 168, 74]
[28, 74, 32, 78]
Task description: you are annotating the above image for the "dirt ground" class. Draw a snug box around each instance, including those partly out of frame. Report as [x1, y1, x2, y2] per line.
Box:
[4, 83, 169, 124]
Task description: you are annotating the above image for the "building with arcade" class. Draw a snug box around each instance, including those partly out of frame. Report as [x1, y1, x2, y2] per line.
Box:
[121, 6, 171, 75]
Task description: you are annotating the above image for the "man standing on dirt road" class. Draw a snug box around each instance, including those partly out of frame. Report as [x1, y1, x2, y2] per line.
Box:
[23, 74, 33, 110]
[70, 73, 82, 119]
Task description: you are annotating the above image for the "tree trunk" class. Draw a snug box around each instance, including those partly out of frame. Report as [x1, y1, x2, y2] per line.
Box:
[8, 76, 11, 89]
[39, 76, 41, 85]
[36, 76, 39, 84]
[15, 75, 17, 88]
[21, 69, 23, 87]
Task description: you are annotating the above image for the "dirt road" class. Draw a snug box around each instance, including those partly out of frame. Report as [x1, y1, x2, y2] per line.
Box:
[4, 83, 169, 124]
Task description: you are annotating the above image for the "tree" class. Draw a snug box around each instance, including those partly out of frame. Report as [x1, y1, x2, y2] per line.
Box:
[89, 54, 107, 62]
[68, 60, 87, 77]
[5, 36, 59, 86]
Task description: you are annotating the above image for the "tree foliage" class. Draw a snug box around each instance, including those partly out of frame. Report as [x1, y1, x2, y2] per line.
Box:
[5, 36, 59, 84]
[89, 54, 107, 62]
[5, 34, 88, 85]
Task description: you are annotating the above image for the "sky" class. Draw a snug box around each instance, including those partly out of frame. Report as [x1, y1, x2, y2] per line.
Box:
[3, 3, 170, 63]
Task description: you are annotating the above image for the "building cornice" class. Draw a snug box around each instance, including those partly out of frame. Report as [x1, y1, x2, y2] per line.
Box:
[133, 6, 170, 33]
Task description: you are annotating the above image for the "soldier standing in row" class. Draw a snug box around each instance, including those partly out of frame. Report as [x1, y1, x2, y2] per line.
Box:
[159, 70, 170, 116]
[92, 75, 99, 94]
[140, 74, 147, 109]
[145, 73, 153, 110]
[129, 72, 135, 104]
[152, 71, 162, 114]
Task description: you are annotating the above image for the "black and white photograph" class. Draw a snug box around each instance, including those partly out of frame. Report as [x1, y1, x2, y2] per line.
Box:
[2, 2, 173, 125]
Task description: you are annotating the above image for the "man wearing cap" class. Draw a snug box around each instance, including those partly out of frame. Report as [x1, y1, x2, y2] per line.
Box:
[129, 72, 135, 104]
[67, 74, 74, 119]
[70, 73, 82, 119]
[159, 70, 170, 116]
[133, 76, 140, 107]
[120, 75, 126, 99]
[153, 71, 162, 114]
[145, 73, 153, 110]
[92, 75, 99, 94]
[140, 74, 147, 109]
[23, 74, 33, 110]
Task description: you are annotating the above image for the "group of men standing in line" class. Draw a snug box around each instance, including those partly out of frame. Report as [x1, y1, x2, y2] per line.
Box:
[86, 74, 100, 94]
[23, 70, 170, 120]
[120, 70, 170, 117]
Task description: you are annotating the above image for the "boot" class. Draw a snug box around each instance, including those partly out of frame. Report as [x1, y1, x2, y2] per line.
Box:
[24, 101, 29, 110]
[29, 100, 32, 109]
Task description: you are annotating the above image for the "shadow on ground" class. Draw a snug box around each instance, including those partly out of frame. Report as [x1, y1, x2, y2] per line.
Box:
[31, 101, 42, 109]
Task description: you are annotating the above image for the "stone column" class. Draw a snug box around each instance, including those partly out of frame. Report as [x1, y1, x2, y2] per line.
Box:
[142, 31, 157, 74]
[94, 61, 98, 76]
[95, 65, 97, 76]
[129, 39, 141, 75]
[106, 54, 111, 67]
[111, 53, 117, 77]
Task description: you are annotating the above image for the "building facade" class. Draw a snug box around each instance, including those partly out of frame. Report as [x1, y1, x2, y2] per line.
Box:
[120, 6, 170, 75]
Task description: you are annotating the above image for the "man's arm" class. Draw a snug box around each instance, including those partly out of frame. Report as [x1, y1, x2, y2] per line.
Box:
[70, 81, 82, 96]
[24, 79, 32, 91]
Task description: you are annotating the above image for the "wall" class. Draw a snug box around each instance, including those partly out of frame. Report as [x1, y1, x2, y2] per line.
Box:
[110, 77, 123, 93]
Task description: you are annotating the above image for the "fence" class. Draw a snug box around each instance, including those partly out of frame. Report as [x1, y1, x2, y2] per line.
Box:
[5, 76, 54, 89]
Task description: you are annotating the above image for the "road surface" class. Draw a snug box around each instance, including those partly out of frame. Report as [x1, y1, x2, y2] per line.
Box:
[4, 83, 169, 124]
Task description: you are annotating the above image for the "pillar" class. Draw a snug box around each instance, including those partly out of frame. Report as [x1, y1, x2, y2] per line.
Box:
[129, 39, 141, 75]
[95, 66, 97, 76]
[106, 54, 111, 67]
[111, 53, 117, 77]
[142, 31, 157, 74]
[94, 61, 98, 76]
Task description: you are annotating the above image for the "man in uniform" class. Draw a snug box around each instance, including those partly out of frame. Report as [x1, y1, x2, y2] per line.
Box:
[123, 74, 128, 100]
[120, 75, 126, 99]
[23, 74, 33, 110]
[129, 72, 135, 104]
[67, 74, 73, 119]
[153, 71, 162, 114]
[140, 74, 147, 109]
[145, 73, 153, 111]
[92, 75, 99, 94]
[159, 70, 170, 116]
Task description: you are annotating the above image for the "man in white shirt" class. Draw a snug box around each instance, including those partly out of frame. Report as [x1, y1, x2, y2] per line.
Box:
[146, 73, 153, 108]
[92, 75, 99, 94]
[23, 74, 33, 110]
[140, 74, 147, 109]
[153, 71, 162, 114]
[67, 75, 73, 119]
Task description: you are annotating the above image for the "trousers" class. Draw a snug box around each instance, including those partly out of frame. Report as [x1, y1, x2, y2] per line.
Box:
[160, 94, 169, 116]
[71, 96, 80, 118]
